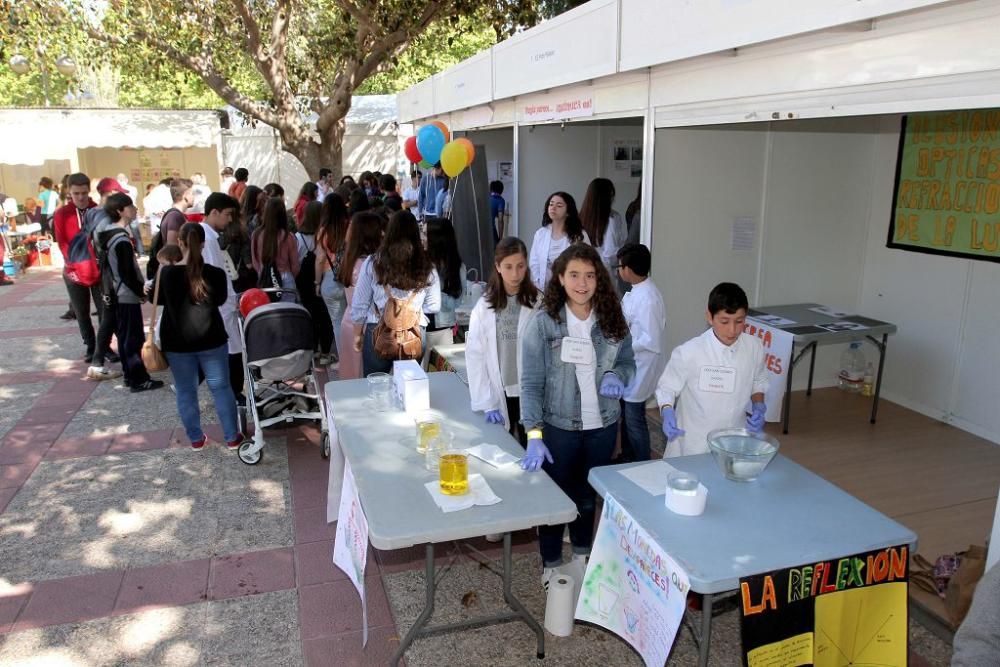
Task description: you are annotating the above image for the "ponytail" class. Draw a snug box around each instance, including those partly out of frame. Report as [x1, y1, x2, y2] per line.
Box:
[179, 222, 210, 304]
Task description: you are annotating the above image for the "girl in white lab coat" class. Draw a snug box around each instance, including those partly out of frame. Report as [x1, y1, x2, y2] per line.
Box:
[580, 177, 627, 295]
[528, 192, 590, 290]
[466, 236, 540, 445]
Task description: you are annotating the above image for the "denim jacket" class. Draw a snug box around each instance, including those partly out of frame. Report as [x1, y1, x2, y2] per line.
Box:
[520, 307, 636, 431]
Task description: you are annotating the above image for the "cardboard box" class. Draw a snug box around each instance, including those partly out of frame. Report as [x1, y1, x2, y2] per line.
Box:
[393, 360, 429, 415]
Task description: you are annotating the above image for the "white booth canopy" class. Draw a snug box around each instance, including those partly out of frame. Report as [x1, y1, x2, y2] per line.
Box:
[0, 108, 221, 166]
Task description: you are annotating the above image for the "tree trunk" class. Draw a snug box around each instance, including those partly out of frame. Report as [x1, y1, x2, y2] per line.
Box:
[281, 114, 347, 182]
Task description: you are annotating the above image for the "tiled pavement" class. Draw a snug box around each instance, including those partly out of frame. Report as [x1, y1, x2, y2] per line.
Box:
[0, 269, 950, 666]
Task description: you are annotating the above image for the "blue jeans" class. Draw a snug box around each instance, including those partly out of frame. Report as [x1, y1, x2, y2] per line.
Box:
[166, 344, 239, 444]
[538, 421, 617, 567]
[619, 399, 651, 462]
[320, 272, 347, 341]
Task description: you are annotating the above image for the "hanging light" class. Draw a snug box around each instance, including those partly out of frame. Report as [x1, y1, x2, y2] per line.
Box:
[9, 54, 30, 75]
[55, 56, 77, 76]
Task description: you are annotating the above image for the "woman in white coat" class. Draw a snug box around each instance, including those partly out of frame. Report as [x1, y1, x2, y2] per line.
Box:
[466, 236, 541, 446]
[580, 177, 627, 295]
[528, 191, 590, 291]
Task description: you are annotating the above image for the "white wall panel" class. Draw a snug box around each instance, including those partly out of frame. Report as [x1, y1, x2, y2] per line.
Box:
[950, 260, 1000, 440]
[493, 0, 618, 100]
[433, 51, 493, 115]
[621, 0, 952, 72]
[397, 79, 434, 123]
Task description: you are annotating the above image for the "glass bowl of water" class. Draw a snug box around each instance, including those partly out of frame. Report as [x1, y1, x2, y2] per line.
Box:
[707, 428, 779, 482]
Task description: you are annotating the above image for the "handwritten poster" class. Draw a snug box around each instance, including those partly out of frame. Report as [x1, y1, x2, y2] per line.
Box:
[740, 544, 909, 667]
[575, 494, 689, 667]
[888, 109, 1000, 262]
[744, 318, 794, 422]
[333, 460, 370, 645]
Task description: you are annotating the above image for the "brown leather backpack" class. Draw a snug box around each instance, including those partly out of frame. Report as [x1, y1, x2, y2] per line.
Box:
[373, 285, 423, 361]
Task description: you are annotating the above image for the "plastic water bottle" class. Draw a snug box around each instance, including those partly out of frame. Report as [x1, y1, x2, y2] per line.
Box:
[861, 362, 875, 397]
[838, 343, 866, 393]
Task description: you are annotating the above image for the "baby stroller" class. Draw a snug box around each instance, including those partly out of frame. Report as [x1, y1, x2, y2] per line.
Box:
[236, 289, 330, 465]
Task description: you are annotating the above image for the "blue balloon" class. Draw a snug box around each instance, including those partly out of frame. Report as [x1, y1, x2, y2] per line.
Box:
[416, 125, 446, 165]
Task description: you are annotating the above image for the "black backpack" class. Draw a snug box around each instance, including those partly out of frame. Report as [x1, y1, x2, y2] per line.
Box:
[294, 233, 317, 296]
[98, 229, 130, 307]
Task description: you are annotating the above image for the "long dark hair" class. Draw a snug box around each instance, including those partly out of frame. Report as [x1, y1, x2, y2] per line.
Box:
[300, 200, 323, 235]
[259, 197, 288, 265]
[298, 181, 319, 201]
[486, 236, 538, 311]
[543, 243, 628, 341]
[625, 183, 641, 228]
[425, 217, 463, 299]
[542, 191, 585, 243]
[178, 222, 210, 303]
[349, 188, 370, 214]
[318, 193, 350, 256]
[338, 211, 383, 287]
[579, 178, 615, 246]
[373, 210, 433, 291]
[241, 185, 263, 226]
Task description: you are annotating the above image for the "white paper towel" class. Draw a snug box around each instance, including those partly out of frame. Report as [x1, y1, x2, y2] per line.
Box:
[544, 574, 575, 637]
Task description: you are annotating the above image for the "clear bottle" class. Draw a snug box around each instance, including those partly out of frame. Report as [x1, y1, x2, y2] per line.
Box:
[861, 362, 875, 397]
[838, 342, 866, 393]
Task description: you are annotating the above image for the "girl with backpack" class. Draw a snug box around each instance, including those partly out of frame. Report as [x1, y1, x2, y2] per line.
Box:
[519, 243, 635, 589]
[157, 223, 242, 451]
[349, 210, 440, 376]
[295, 200, 334, 365]
[314, 193, 351, 362]
[336, 211, 383, 380]
[422, 217, 466, 368]
[466, 236, 540, 445]
[251, 198, 300, 299]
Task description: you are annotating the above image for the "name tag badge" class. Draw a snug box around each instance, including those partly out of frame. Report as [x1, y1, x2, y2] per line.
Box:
[560, 336, 594, 365]
[698, 366, 736, 393]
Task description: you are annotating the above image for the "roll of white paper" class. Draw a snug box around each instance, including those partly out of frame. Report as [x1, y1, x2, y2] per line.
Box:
[664, 482, 708, 516]
[544, 574, 576, 637]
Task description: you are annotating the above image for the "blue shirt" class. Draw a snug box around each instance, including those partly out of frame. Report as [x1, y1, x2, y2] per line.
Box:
[349, 255, 441, 326]
[490, 193, 506, 243]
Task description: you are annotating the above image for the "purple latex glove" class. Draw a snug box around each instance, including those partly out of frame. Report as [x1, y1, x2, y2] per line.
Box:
[746, 401, 767, 432]
[485, 409, 505, 426]
[661, 406, 685, 441]
[521, 438, 553, 472]
[599, 372, 625, 399]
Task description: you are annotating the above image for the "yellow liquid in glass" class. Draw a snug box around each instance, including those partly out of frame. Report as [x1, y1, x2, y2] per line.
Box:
[439, 454, 469, 496]
[417, 421, 440, 453]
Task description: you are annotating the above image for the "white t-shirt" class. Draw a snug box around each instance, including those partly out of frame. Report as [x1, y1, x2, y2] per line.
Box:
[566, 308, 602, 430]
[402, 186, 421, 216]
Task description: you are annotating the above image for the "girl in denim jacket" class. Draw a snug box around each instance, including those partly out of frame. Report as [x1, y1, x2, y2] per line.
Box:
[519, 243, 636, 587]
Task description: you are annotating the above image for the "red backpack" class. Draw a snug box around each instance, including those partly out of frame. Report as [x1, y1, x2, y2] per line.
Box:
[65, 211, 101, 287]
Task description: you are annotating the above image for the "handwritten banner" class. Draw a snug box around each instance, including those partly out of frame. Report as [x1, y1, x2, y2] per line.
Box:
[744, 318, 794, 423]
[522, 95, 594, 122]
[889, 109, 1000, 262]
[740, 544, 909, 667]
[333, 461, 370, 646]
[575, 494, 689, 667]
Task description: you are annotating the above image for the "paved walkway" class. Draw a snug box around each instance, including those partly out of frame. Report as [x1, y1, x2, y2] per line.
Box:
[0, 268, 950, 666]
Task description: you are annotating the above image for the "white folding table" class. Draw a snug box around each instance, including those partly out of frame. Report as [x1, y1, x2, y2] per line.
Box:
[325, 373, 576, 665]
[589, 455, 917, 667]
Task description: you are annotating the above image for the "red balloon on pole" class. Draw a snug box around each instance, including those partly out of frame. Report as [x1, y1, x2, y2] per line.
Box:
[404, 135, 422, 163]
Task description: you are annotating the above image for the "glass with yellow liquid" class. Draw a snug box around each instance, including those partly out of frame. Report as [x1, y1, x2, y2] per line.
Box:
[438, 453, 469, 496]
[415, 416, 441, 454]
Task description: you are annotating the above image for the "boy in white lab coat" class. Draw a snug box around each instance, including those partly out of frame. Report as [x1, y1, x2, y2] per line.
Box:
[615, 243, 666, 461]
[655, 282, 769, 457]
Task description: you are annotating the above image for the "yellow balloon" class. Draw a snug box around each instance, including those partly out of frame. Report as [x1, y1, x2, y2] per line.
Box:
[440, 141, 468, 177]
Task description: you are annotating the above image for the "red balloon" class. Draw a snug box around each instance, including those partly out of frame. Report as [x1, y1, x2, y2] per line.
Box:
[240, 288, 270, 318]
[404, 135, 422, 163]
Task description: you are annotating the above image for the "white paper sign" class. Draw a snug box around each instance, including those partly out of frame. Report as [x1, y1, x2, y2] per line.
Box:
[560, 337, 594, 365]
[576, 494, 689, 667]
[333, 461, 370, 646]
[618, 460, 680, 496]
[744, 318, 795, 422]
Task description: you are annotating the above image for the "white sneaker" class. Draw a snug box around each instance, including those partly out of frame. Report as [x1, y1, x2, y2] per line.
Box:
[542, 567, 560, 592]
[484, 533, 503, 543]
[87, 366, 123, 381]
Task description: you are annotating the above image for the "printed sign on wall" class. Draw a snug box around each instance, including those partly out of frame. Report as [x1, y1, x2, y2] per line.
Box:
[888, 109, 1000, 263]
[575, 494, 689, 667]
[740, 544, 909, 667]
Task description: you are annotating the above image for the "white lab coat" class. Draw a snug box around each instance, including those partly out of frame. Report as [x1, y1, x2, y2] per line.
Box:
[655, 329, 769, 457]
[595, 211, 627, 272]
[199, 222, 242, 354]
[621, 278, 667, 403]
[465, 295, 539, 427]
[528, 225, 591, 290]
